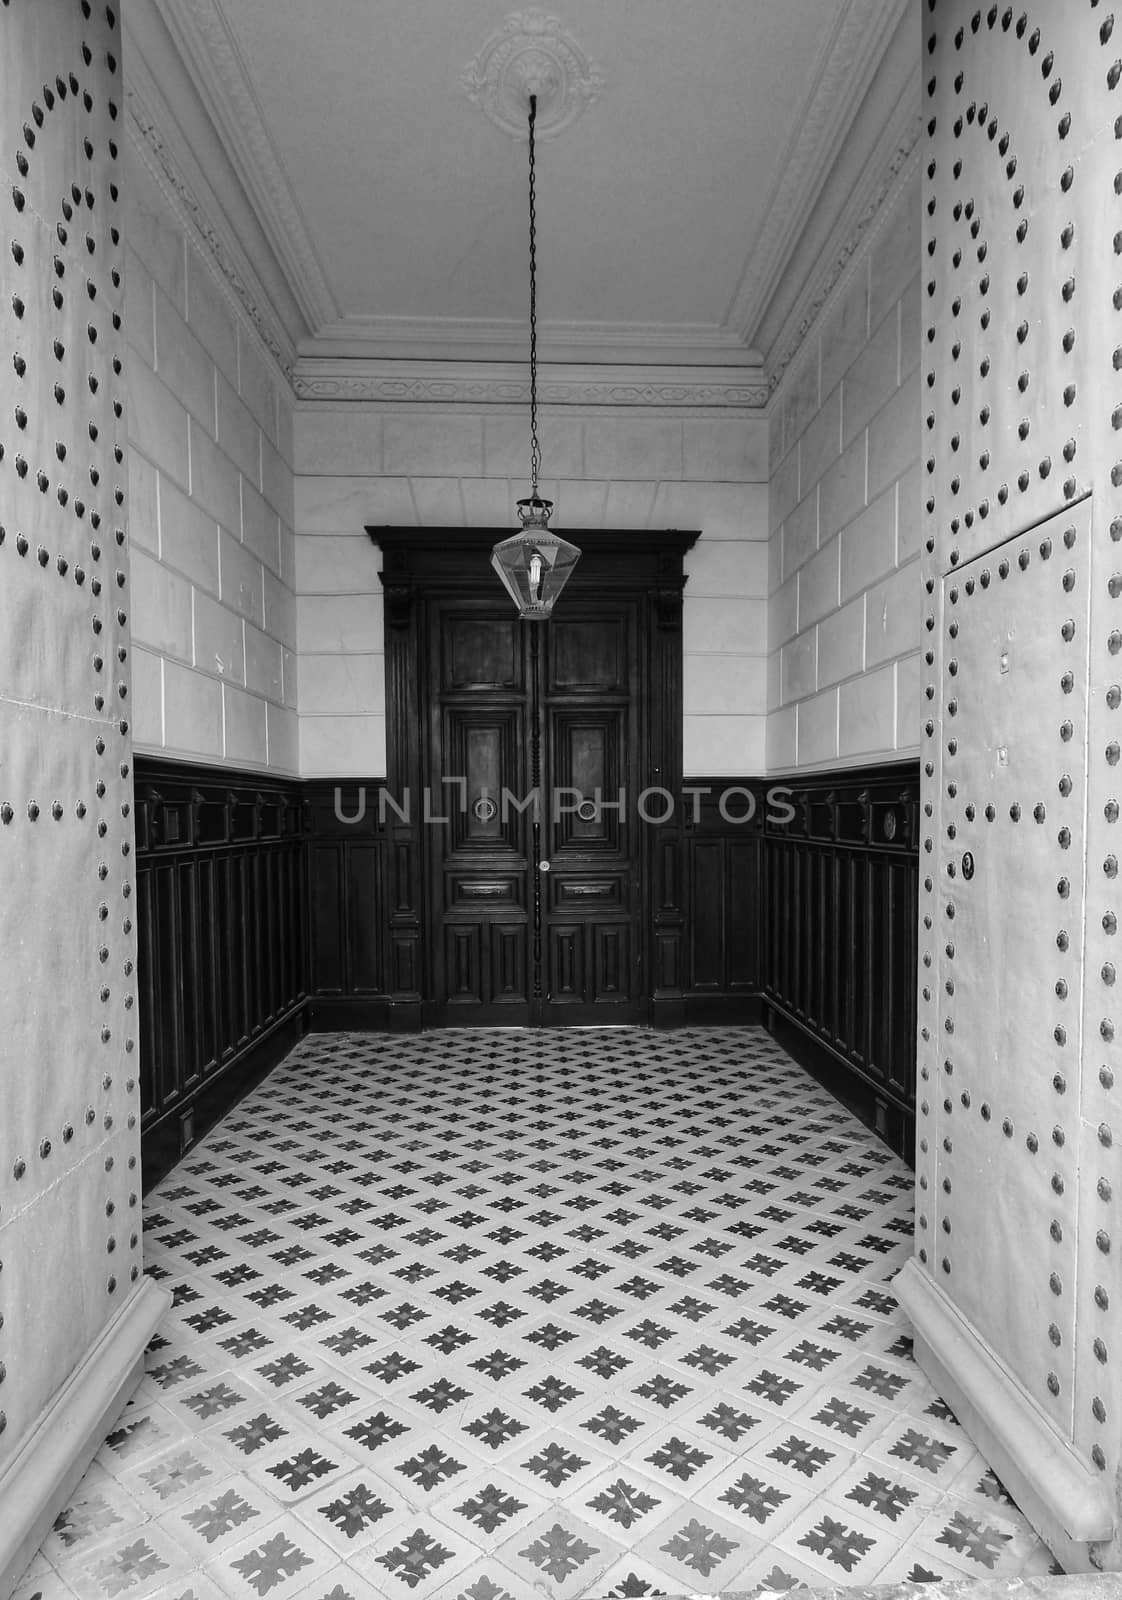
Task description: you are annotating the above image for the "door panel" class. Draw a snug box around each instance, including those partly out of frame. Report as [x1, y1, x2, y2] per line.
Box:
[593, 924, 629, 999]
[550, 873, 626, 911]
[445, 924, 482, 1004]
[442, 708, 524, 855]
[547, 924, 584, 1004]
[549, 617, 628, 692]
[548, 711, 628, 855]
[443, 615, 524, 691]
[490, 923, 527, 1001]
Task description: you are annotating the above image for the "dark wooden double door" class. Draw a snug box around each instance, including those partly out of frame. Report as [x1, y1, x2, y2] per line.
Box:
[428, 596, 640, 1025]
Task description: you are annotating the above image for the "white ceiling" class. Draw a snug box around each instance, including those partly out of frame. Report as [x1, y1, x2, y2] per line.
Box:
[138, 0, 918, 374]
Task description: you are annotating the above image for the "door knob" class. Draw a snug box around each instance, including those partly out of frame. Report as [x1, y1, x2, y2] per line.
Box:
[539, 859, 550, 872]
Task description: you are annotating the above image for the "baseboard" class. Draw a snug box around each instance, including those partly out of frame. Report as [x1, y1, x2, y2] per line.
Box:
[764, 1004, 914, 1162]
[0, 1276, 170, 1597]
[650, 996, 686, 1028]
[141, 1006, 307, 1190]
[894, 1259, 1116, 1569]
[680, 995, 764, 1025]
[309, 995, 765, 1031]
[307, 997, 396, 1031]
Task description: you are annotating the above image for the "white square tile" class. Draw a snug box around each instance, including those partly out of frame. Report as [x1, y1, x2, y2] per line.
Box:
[494, 1507, 624, 1599]
[621, 1420, 728, 1494]
[770, 1494, 894, 1586]
[163, 1474, 276, 1561]
[120, 1438, 233, 1514]
[39, 1476, 146, 1567]
[743, 1420, 856, 1497]
[50, 1523, 196, 1600]
[575, 1464, 682, 1543]
[365, 1427, 492, 1515]
[288, 1465, 412, 1557]
[427, 1557, 525, 1599]
[206, 1516, 341, 1600]
[452, 1393, 544, 1463]
[632, 1503, 762, 1591]
[427, 1463, 550, 1545]
[349, 1519, 480, 1598]
[499, 1428, 614, 1502]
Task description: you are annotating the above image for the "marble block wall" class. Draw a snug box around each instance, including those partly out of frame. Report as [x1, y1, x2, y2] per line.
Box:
[123, 150, 298, 774]
[766, 164, 923, 773]
[293, 408, 769, 778]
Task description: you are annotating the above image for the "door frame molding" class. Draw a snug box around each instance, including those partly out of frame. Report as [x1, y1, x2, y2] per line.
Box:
[369, 527, 699, 1027]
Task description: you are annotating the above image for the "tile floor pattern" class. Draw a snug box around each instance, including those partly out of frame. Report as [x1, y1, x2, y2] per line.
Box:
[20, 1028, 1060, 1600]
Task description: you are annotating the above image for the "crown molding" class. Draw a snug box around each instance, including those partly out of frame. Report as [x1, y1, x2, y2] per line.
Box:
[155, 0, 339, 332]
[292, 360, 768, 410]
[124, 81, 296, 379]
[123, 4, 301, 378]
[724, 0, 912, 347]
[301, 317, 762, 368]
[765, 86, 921, 400]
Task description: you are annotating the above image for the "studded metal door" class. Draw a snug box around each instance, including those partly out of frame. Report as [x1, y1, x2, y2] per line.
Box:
[897, 0, 1122, 1571]
[0, 1, 167, 1575]
[931, 504, 1092, 1392]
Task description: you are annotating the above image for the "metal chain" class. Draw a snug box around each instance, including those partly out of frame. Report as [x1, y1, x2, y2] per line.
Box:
[527, 94, 541, 498]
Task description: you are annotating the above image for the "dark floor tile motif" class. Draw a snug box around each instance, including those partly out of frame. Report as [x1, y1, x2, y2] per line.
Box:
[320, 1483, 393, 1538]
[799, 1513, 878, 1571]
[718, 1472, 790, 1524]
[520, 1521, 599, 1581]
[376, 1527, 454, 1587]
[936, 1509, 1014, 1568]
[456, 1483, 528, 1534]
[645, 1436, 711, 1482]
[184, 1487, 259, 1543]
[397, 1443, 467, 1492]
[589, 1478, 661, 1529]
[232, 1530, 312, 1592]
[660, 1516, 738, 1577]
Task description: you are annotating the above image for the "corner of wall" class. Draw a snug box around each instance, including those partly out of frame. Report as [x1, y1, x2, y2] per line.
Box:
[124, 140, 298, 775]
[765, 158, 922, 777]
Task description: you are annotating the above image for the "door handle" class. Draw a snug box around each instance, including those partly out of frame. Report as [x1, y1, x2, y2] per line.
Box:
[539, 860, 550, 872]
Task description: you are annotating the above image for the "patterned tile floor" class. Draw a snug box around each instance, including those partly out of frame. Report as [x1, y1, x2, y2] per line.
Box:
[21, 1028, 1059, 1600]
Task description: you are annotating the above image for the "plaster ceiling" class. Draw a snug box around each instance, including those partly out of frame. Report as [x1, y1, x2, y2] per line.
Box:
[147, 0, 918, 372]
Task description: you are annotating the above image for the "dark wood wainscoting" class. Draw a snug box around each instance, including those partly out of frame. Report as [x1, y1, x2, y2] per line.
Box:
[135, 757, 919, 1174]
[304, 779, 416, 1031]
[759, 763, 920, 1156]
[679, 778, 764, 1021]
[134, 757, 307, 1187]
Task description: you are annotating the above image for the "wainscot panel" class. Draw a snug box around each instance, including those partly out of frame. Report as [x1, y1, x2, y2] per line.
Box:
[680, 777, 765, 1023]
[760, 761, 919, 1158]
[303, 779, 422, 1030]
[134, 756, 307, 1187]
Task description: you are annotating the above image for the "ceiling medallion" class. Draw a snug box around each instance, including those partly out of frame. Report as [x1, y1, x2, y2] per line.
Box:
[462, 9, 602, 139]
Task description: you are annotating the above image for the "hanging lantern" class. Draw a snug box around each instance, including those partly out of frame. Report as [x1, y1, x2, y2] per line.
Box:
[491, 495, 581, 620]
[491, 93, 579, 619]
